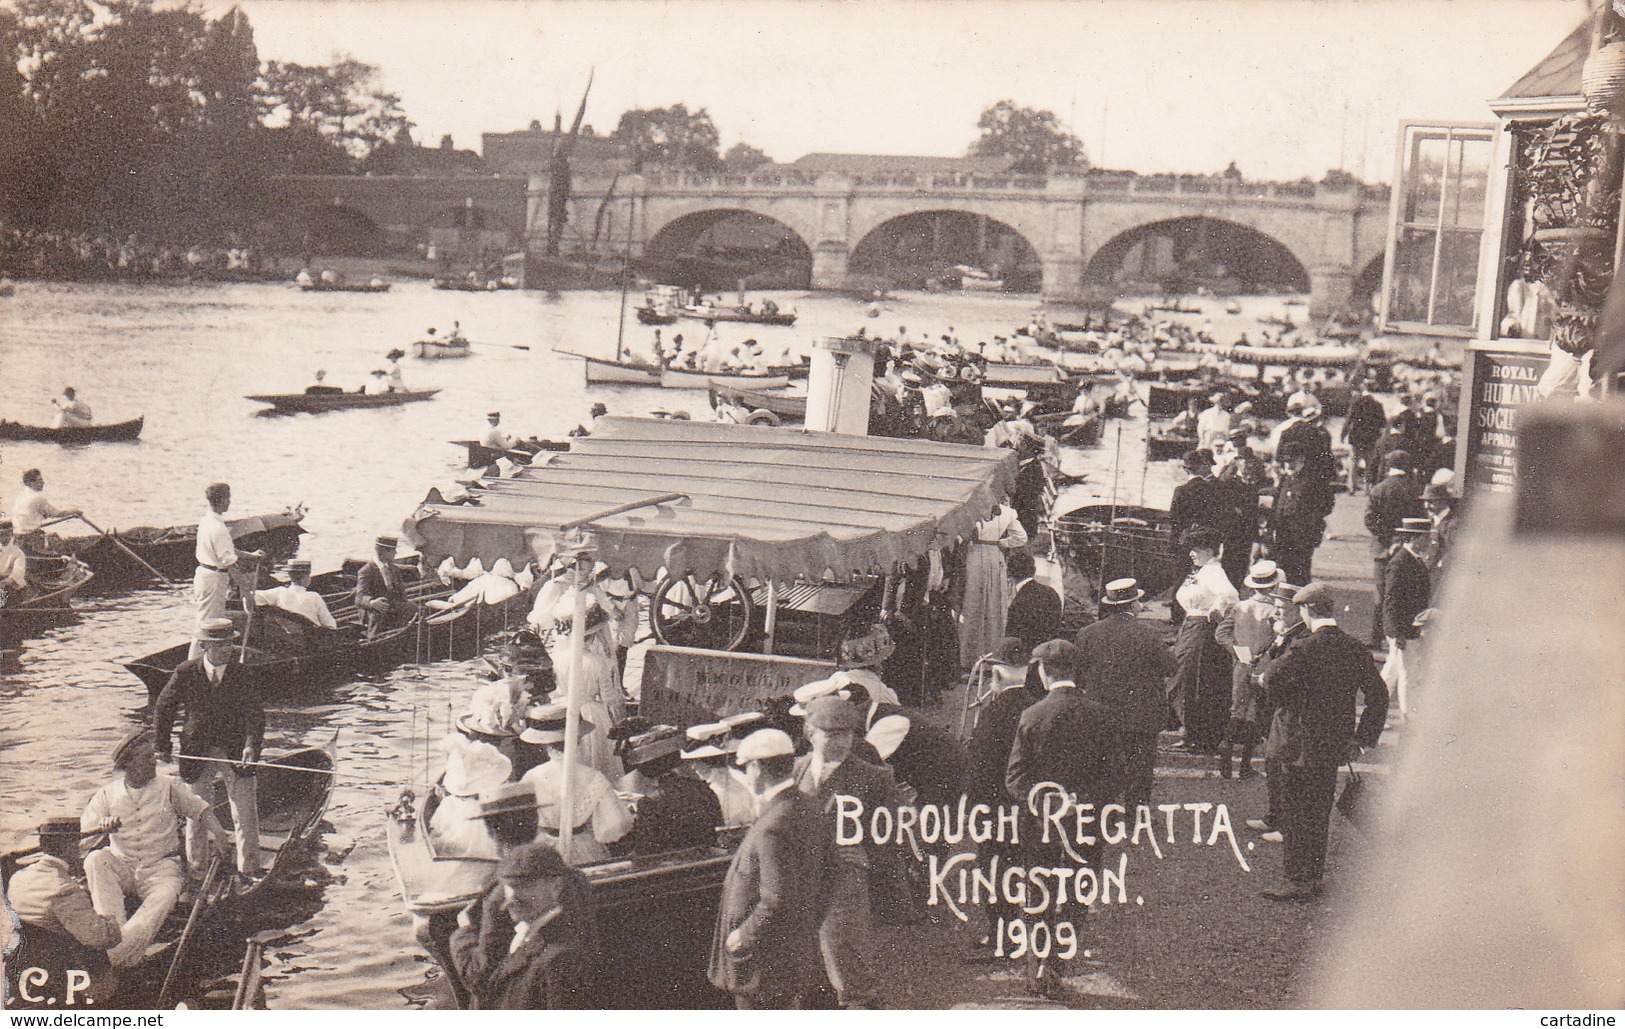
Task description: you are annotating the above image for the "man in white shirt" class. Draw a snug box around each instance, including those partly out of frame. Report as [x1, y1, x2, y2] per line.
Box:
[81, 731, 230, 968]
[51, 387, 93, 428]
[253, 559, 336, 629]
[193, 482, 259, 656]
[1196, 392, 1235, 450]
[13, 468, 82, 541]
[0, 519, 29, 599]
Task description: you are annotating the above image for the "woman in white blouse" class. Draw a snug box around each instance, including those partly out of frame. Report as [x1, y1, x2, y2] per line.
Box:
[959, 503, 1030, 670]
[1171, 526, 1239, 754]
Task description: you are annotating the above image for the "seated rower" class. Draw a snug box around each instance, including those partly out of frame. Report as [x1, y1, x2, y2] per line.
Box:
[304, 369, 343, 396]
[81, 731, 231, 969]
[5, 817, 122, 1008]
[51, 386, 94, 428]
[517, 704, 634, 865]
[617, 726, 721, 856]
[0, 519, 31, 604]
[253, 559, 337, 629]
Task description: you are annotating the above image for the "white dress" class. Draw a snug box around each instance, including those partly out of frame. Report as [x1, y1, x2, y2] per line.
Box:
[521, 759, 634, 865]
[959, 505, 1029, 669]
[542, 586, 626, 779]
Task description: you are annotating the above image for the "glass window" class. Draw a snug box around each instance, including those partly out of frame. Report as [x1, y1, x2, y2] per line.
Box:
[1382, 123, 1496, 334]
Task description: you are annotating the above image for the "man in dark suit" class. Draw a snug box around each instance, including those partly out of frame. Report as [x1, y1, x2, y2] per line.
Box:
[1341, 386, 1389, 492]
[795, 695, 900, 1009]
[1170, 448, 1227, 623]
[1363, 450, 1422, 642]
[1267, 443, 1336, 587]
[152, 617, 264, 874]
[355, 534, 412, 639]
[1074, 579, 1177, 811]
[1003, 550, 1061, 656]
[1259, 583, 1389, 900]
[710, 729, 831, 1009]
[964, 643, 1041, 958]
[1277, 402, 1337, 488]
[1381, 519, 1433, 721]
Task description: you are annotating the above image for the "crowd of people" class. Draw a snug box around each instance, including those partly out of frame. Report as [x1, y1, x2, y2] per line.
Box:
[0, 224, 277, 282]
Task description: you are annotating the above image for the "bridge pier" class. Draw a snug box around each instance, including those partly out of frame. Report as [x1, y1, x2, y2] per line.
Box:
[1308, 266, 1355, 320]
[810, 243, 851, 291]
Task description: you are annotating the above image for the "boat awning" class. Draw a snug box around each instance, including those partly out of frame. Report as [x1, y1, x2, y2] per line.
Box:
[403, 417, 1017, 581]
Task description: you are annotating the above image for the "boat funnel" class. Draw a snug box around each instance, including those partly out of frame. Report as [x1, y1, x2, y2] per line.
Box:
[806, 336, 882, 434]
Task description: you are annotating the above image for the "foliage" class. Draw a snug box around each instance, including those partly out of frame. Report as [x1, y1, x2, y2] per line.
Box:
[259, 54, 411, 162]
[613, 103, 721, 171]
[722, 142, 771, 173]
[969, 100, 1087, 174]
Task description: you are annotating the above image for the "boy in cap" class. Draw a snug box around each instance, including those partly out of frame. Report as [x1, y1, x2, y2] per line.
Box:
[81, 730, 231, 967]
[709, 729, 831, 1009]
[5, 817, 121, 1006]
[1259, 582, 1388, 899]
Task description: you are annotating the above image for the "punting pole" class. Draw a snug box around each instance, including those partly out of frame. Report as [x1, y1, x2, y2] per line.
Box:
[558, 552, 589, 864]
[159, 853, 223, 1008]
[762, 580, 779, 655]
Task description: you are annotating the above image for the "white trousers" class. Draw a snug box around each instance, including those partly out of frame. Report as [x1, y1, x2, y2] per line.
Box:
[84, 851, 184, 969]
[186, 750, 261, 874]
[190, 567, 231, 658]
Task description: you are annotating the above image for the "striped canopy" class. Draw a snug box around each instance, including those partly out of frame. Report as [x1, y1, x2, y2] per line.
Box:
[403, 417, 1017, 581]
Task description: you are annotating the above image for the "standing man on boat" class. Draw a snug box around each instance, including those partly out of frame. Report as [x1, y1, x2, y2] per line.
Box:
[81, 731, 231, 968]
[355, 534, 411, 639]
[153, 618, 265, 875]
[50, 387, 93, 428]
[12, 469, 82, 549]
[710, 729, 830, 1010]
[193, 482, 258, 657]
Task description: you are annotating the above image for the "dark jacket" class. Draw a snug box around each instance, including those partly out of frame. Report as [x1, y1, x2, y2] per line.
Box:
[1270, 468, 1335, 542]
[1342, 394, 1388, 449]
[1364, 473, 1423, 557]
[707, 786, 830, 1002]
[1074, 613, 1178, 733]
[1170, 475, 1229, 539]
[633, 773, 722, 855]
[965, 682, 1042, 805]
[1381, 545, 1432, 642]
[1262, 624, 1389, 768]
[1005, 686, 1115, 805]
[355, 559, 409, 612]
[1005, 579, 1062, 654]
[449, 881, 600, 1009]
[152, 658, 265, 780]
[795, 754, 898, 859]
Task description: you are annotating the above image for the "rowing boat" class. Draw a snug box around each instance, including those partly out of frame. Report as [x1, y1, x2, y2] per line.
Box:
[707, 384, 807, 422]
[982, 362, 1066, 387]
[0, 558, 93, 624]
[576, 355, 663, 385]
[28, 511, 305, 589]
[659, 367, 789, 390]
[298, 280, 390, 293]
[412, 338, 472, 359]
[449, 437, 570, 470]
[0, 740, 335, 1010]
[1052, 503, 1183, 600]
[677, 303, 796, 327]
[0, 416, 144, 443]
[245, 389, 440, 414]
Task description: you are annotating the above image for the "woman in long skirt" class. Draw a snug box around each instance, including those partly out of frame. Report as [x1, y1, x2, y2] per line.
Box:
[1171, 527, 1239, 753]
[537, 585, 626, 779]
[959, 504, 1029, 670]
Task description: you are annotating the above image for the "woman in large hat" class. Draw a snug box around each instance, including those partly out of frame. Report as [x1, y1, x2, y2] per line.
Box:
[516, 704, 633, 865]
[528, 543, 627, 779]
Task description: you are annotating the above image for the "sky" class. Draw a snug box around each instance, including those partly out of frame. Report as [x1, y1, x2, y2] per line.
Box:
[202, 0, 1585, 182]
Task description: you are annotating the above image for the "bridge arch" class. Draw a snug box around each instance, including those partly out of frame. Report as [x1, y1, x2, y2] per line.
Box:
[1084, 216, 1310, 294]
[264, 203, 389, 257]
[850, 209, 1042, 292]
[641, 208, 813, 290]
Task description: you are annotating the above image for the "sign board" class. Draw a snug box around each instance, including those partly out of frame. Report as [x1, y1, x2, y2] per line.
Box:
[639, 645, 834, 725]
[1462, 348, 1549, 494]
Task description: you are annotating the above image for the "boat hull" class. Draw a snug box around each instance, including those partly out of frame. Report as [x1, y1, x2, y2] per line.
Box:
[661, 368, 789, 390]
[1052, 503, 1184, 600]
[412, 340, 472, 359]
[298, 282, 390, 293]
[0, 416, 144, 443]
[708, 384, 807, 421]
[677, 306, 796, 327]
[245, 389, 441, 414]
[582, 356, 663, 384]
[39, 512, 305, 589]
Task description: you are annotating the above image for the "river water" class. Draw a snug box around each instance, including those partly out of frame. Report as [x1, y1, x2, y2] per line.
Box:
[0, 280, 1305, 1008]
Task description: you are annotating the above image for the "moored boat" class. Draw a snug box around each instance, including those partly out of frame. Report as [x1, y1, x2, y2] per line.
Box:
[0, 740, 335, 1009]
[1052, 503, 1184, 599]
[677, 302, 796, 326]
[659, 367, 789, 390]
[412, 337, 472, 359]
[575, 354, 663, 385]
[954, 263, 1004, 291]
[0, 416, 144, 443]
[245, 389, 441, 414]
[30, 510, 306, 589]
[298, 279, 390, 293]
[448, 437, 570, 469]
[707, 383, 807, 422]
[0, 558, 93, 623]
[981, 361, 1067, 387]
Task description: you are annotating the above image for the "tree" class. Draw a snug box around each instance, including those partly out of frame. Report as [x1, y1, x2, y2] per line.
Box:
[259, 54, 411, 162]
[613, 104, 721, 171]
[722, 142, 770, 173]
[1223, 161, 1243, 180]
[969, 100, 1086, 174]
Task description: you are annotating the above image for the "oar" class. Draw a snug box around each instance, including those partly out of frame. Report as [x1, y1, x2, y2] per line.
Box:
[74, 515, 175, 585]
[158, 852, 223, 1009]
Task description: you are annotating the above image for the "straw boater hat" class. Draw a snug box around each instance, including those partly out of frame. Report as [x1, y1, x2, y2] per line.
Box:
[621, 726, 685, 770]
[519, 702, 595, 746]
[1243, 560, 1285, 590]
[36, 816, 82, 842]
[471, 780, 544, 822]
[790, 673, 851, 715]
[734, 728, 796, 766]
[197, 617, 239, 643]
[1100, 577, 1145, 606]
[456, 679, 525, 739]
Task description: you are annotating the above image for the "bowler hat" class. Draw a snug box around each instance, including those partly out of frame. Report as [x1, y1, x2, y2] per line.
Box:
[803, 694, 863, 732]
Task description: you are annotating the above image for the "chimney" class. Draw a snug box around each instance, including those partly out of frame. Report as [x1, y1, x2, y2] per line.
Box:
[805, 336, 882, 434]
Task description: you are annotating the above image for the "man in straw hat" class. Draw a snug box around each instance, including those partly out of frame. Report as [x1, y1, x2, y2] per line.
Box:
[1075, 578, 1177, 810]
[794, 695, 899, 1009]
[1247, 580, 1309, 841]
[81, 730, 231, 968]
[355, 534, 412, 640]
[1216, 560, 1286, 780]
[153, 616, 265, 875]
[1380, 518, 1434, 720]
[5, 817, 122, 1006]
[252, 558, 336, 629]
[1258, 582, 1388, 900]
[516, 704, 632, 865]
[709, 728, 831, 1009]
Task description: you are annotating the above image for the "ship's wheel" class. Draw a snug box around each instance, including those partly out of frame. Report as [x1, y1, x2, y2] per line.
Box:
[650, 573, 754, 651]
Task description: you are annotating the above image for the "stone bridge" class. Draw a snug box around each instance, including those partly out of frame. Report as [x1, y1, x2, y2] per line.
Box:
[265, 170, 1389, 315]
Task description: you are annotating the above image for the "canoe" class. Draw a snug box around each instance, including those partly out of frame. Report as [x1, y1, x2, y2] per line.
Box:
[982, 362, 1066, 387]
[677, 304, 796, 327]
[659, 367, 789, 390]
[0, 557, 93, 620]
[30, 510, 306, 589]
[448, 437, 569, 469]
[298, 280, 390, 293]
[386, 789, 733, 1010]
[0, 416, 144, 443]
[245, 389, 440, 414]
[708, 384, 807, 422]
[0, 740, 334, 1009]
[412, 339, 472, 359]
[121, 565, 530, 703]
[1052, 503, 1184, 599]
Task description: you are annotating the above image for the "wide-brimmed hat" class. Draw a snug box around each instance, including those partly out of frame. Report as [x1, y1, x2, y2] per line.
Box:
[1100, 577, 1145, 605]
[386, 348, 406, 361]
[1244, 560, 1285, 590]
[1396, 517, 1432, 535]
[441, 735, 513, 798]
[197, 617, 239, 643]
[456, 680, 525, 739]
[519, 702, 595, 745]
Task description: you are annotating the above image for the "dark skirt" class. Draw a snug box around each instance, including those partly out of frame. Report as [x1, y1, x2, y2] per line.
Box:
[1171, 616, 1234, 751]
